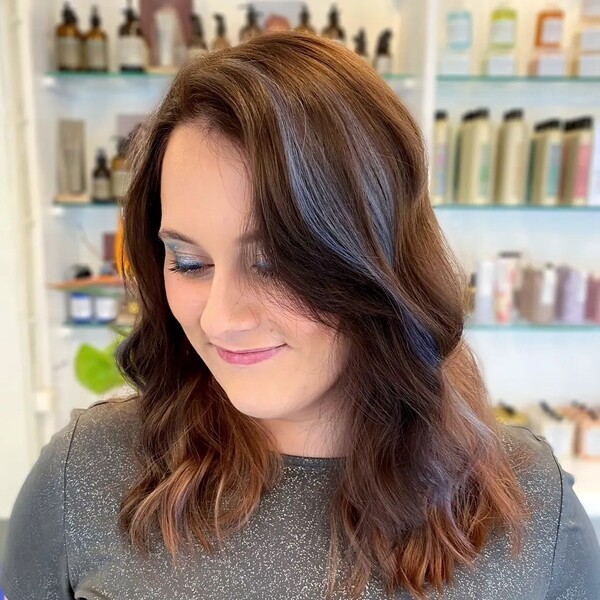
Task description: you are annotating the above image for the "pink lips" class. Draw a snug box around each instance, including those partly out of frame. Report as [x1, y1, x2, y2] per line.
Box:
[216, 344, 286, 365]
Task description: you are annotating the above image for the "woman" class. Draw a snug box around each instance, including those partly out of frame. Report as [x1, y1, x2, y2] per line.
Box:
[2, 32, 599, 600]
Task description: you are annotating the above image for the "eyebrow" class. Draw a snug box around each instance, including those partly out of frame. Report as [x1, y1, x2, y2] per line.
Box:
[158, 229, 260, 246]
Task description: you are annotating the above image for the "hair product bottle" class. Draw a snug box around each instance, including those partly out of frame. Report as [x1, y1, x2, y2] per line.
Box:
[528, 119, 563, 205]
[446, 2, 473, 52]
[111, 137, 131, 202]
[530, 263, 558, 325]
[373, 30, 393, 75]
[489, 2, 518, 52]
[322, 4, 345, 44]
[557, 266, 588, 324]
[56, 2, 82, 71]
[188, 13, 208, 58]
[534, 4, 565, 50]
[474, 259, 496, 324]
[353, 29, 369, 61]
[212, 14, 231, 50]
[92, 149, 112, 202]
[432, 110, 451, 205]
[295, 5, 316, 34]
[494, 109, 527, 205]
[240, 4, 262, 43]
[84, 5, 108, 72]
[560, 117, 593, 205]
[457, 109, 493, 205]
[494, 255, 517, 324]
[118, 0, 146, 72]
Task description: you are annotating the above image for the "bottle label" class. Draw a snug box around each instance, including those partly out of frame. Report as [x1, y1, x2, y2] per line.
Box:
[93, 177, 112, 200]
[447, 12, 472, 50]
[57, 37, 82, 70]
[578, 272, 589, 304]
[479, 142, 491, 198]
[547, 143, 562, 198]
[491, 19, 516, 47]
[526, 139, 537, 202]
[111, 170, 131, 200]
[583, 0, 600, 18]
[541, 18, 564, 46]
[575, 144, 592, 199]
[118, 37, 145, 69]
[541, 269, 557, 306]
[435, 143, 448, 198]
[94, 296, 119, 321]
[69, 294, 93, 320]
[86, 39, 107, 70]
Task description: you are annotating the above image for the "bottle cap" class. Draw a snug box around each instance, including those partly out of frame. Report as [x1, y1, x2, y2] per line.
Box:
[300, 4, 311, 25]
[353, 29, 367, 54]
[435, 110, 448, 121]
[504, 108, 523, 121]
[214, 14, 226, 36]
[534, 119, 560, 132]
[375, 29, 393, 56]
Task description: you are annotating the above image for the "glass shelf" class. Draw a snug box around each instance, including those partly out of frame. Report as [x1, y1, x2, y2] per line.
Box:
[52, 199, 119, 208]
[465, 322, 600, 332]
[438, 75, 600, 84]
[434, 204, 600, 212]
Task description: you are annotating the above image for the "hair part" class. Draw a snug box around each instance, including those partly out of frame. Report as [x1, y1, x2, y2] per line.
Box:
[117, 32, 531, 600]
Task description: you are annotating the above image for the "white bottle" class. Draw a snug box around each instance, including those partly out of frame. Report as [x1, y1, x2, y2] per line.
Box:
[458, 109, 493, 205]
[431, 111, 451, 205]
[528, 119, 563, 205]
[494, 109, 528, 205]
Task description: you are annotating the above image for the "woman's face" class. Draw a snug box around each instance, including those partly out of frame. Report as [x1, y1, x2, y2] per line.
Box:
[159, 124, 347, 456]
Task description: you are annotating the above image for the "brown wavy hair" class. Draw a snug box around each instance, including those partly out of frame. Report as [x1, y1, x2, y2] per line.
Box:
[116, 32, 531, 600]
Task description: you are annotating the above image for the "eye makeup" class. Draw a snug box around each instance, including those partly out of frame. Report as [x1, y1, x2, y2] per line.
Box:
[159, 235, 274, 280]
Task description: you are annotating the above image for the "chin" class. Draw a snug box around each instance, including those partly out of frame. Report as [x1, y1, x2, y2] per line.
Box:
[226, 395, 288, 420]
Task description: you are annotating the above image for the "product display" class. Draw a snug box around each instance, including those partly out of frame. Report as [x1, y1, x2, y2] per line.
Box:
[494, 109, 528, 205]
[91, 149, 112, 202]
[295, 5, 315, 35]
[57, 120, 86, 198]
[240, 5, 262, 43]
[118, 0, 147, 72]
[212, 14, 231, 50]
[431, 110, 451, 205]
[84, 6, 108, 72]
[470, 252, 600, 327]
[433, 110, 599, 206]
[353, 29, 369, 61]
[188, 13, 208, 58]
[321, 4, 345, 44]
[56, 3, 82, 72]
[455, 109, 493, 205]
[373, 29, 393, 75]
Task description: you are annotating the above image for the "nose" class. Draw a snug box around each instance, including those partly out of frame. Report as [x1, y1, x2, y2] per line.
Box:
[200, 267, 262, 341]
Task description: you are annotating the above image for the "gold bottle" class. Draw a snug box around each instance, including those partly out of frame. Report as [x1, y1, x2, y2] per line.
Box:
[295, 5, 315, 35]
[212, 14, 231, 50]
[321, 4, 345, 44]
[188, 13, 208, 59]
[92, 149, 112, 202]
[118, 0, 146, 72]
[84, 6, 108, 72]
[240, 5, 262, 43]
[111, 137, 131, 202]
[56, 2, 83, 71]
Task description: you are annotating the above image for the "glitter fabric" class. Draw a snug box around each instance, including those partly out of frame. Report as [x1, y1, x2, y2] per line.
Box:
[1, 397, 599, 599]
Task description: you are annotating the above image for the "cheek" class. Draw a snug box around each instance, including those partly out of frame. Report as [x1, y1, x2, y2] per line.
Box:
[164, 274, 206, 327]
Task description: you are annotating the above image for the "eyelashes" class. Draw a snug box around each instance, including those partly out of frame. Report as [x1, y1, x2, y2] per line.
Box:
[166, 257, 274, 280]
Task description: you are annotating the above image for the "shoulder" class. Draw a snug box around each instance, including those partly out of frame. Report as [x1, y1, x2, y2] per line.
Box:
[498, 423, 563, 517]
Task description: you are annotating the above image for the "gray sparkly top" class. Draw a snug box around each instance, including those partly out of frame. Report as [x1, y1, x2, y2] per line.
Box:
[1, 397, 600, 600]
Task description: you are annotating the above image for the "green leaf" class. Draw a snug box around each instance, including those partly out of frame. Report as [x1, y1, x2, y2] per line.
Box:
[74, 343, 124, 394]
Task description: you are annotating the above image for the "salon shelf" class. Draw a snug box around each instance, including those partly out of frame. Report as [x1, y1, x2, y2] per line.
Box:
[49, 276, 124, 293]
[465, 322, 600, 332]
[438, 75, 600, 84]
[52, 199, 120, 212]
[434, 204, 600, 213]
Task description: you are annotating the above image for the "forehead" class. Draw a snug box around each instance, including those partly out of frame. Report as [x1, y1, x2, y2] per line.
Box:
[160, 125, 252, 239]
